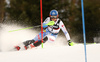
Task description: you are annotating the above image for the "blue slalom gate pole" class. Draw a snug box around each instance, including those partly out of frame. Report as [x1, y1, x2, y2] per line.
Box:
[81, 0, 87, 62]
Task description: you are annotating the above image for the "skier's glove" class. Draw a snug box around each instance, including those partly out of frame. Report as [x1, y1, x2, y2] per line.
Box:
[43, 23, 48, 28]
[68, 40, 75, 46]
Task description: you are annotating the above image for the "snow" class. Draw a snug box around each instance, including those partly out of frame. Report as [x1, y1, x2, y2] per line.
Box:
[0, 24, 100, 62]
[0, 44, 100, 62]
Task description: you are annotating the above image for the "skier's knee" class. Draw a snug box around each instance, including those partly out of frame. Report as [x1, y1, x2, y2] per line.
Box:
[43, 36, 48, 43]
[33, 36, 48, 47]
[34, 40, 41, 47]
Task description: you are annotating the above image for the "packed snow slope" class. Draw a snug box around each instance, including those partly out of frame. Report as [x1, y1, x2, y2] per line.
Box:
[0, 44, 100, 62]
[0, 23, 100, 62]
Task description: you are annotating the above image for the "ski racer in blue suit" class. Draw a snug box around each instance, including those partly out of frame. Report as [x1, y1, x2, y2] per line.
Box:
[15, 10, 74, 50]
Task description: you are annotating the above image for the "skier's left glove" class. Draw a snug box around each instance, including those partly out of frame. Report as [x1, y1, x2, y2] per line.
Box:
[68, 40, 75, 46]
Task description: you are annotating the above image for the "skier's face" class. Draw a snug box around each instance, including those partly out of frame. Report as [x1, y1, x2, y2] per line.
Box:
[50, 16, 57, 22]
[51, 18, 57, 22]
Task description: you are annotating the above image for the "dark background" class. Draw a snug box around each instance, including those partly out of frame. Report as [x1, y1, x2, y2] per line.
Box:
[0, 0, 100, 43]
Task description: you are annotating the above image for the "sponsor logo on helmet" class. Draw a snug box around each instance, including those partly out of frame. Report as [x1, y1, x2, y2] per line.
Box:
[52, 12, 55, 15]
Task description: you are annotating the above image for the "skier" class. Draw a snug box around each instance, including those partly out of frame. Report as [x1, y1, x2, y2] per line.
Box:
[15, 10, 74, 50]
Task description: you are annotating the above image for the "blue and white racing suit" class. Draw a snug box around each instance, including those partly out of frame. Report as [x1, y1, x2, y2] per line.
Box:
[33, 17, 70, 42]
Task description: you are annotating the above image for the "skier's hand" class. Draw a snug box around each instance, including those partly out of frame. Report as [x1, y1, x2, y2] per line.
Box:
[68, 40, 75, 46]
[43, 23, 48, 28]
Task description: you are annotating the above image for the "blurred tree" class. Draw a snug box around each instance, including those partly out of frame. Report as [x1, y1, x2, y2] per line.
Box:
[6, 0, 40, 26]
[0, 0, 5, 23]
[84, 0, 100, 42]
[6, 0, 70, 26]
[70, 0, 100, 42]
[5, 0, 100, 42]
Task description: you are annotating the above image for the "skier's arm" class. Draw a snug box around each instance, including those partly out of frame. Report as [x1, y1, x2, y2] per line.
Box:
[59, 21, 70, 41]
[43, 17, 55, 28]
[43, 17, 50, 28]
[60, 21, 75, 46]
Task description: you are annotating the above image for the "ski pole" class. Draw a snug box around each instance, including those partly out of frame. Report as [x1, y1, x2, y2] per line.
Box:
[8, 25, 41, 32]
[8, 20, 55, 32]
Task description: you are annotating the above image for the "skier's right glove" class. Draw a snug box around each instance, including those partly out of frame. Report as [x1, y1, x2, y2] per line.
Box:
[68, 40, 75, 46]
[43, 23, 48, 28]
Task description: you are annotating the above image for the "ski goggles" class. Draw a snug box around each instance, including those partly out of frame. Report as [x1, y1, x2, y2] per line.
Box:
[50, 16, 57, 19]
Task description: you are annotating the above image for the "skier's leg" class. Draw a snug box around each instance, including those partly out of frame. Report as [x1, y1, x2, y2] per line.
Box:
[16, 33, 48, 50]
[45, 33, 57, 42]
[33, 34, 58, 47]
[33, 36, 48, 47]
[15, 40, 35, 50]
[15, 30, 48, 50]
[33, 32, 46, 41]
[33, 31, 58, 47]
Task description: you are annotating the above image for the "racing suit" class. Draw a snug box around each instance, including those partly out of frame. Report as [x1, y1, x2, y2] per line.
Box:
[33, 17, 70, 46]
